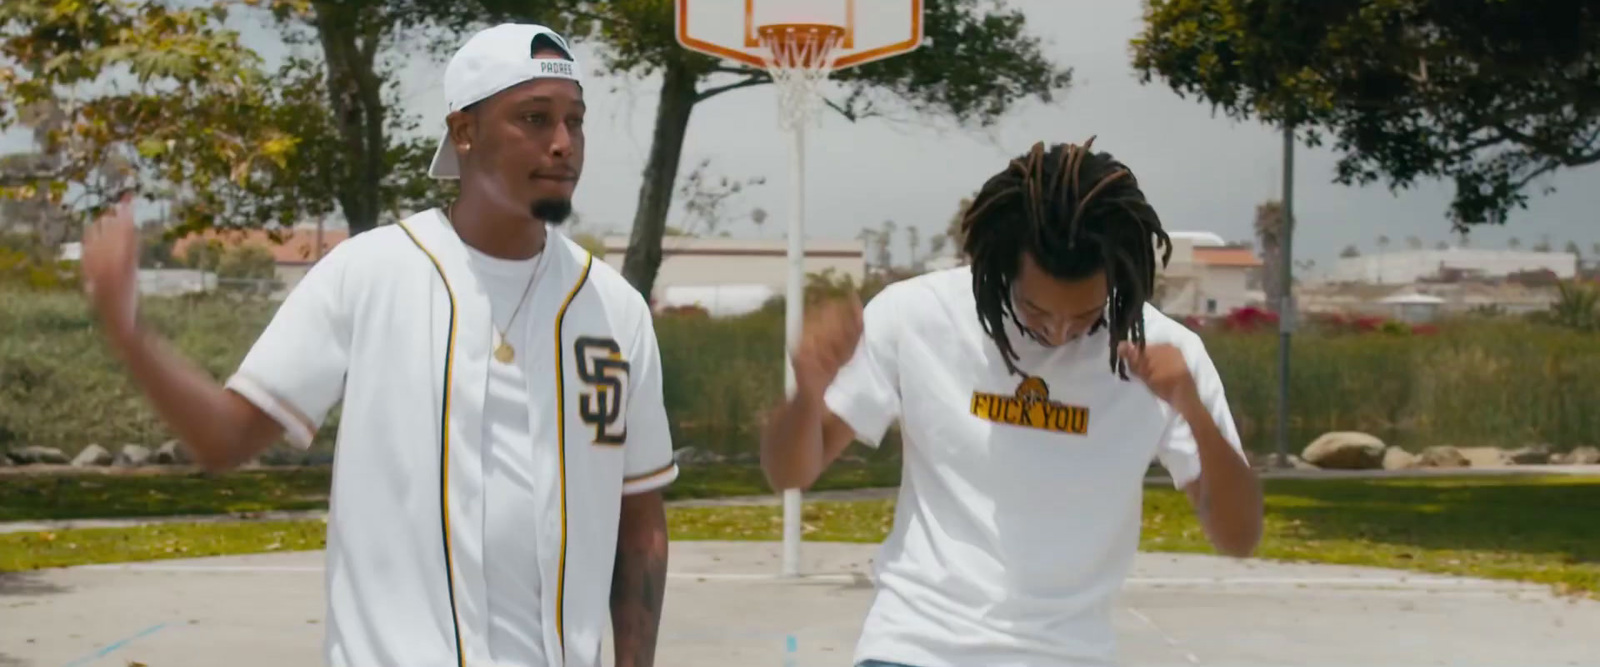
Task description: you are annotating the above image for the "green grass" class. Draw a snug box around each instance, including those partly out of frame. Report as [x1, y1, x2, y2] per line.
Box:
[0, 463, 902, 523]
[4, 476, 1596, 597]
[1, 520, 329, 571]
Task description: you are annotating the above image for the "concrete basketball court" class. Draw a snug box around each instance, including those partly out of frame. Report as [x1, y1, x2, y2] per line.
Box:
[3, 542, 1597, 667]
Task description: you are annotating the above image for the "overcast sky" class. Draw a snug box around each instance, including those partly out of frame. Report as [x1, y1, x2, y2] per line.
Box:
[11, 0, 1598, 271]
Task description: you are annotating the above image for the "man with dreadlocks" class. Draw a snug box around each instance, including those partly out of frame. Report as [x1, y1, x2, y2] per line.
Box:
[760, 138, 1263, 667]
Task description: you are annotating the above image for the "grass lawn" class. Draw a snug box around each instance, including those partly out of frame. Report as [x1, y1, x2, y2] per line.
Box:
[3, 475, 1595, 597]
[0, 462, 902, 523]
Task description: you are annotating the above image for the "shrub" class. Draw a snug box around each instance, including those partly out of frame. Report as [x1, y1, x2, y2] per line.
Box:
[3, 290, 1595, 458]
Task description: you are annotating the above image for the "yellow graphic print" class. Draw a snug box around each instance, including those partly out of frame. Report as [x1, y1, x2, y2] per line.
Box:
[970, 375, 1090, 435]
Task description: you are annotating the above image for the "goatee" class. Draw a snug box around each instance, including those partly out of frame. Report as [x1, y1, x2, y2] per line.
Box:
[532, 199, 573, 225]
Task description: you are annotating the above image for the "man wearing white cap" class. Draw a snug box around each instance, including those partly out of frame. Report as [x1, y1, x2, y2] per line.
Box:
[79, 23, 676, 667]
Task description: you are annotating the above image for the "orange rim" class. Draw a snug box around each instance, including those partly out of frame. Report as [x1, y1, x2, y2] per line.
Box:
[756, 23, 847, 69]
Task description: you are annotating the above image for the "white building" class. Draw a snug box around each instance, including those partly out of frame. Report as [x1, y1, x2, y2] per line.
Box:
[600, 234, 867, 314]
[1155, 231, 1264, 317]
[1331, 248, 1578, 285]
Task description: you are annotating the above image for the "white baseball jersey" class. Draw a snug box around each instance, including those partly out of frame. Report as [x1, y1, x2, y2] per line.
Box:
[824, 266, 1244, 667]
[225, 209, 678, 667]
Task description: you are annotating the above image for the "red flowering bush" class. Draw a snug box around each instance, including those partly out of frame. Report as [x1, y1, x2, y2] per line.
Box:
[1220, 306, 1279, 332]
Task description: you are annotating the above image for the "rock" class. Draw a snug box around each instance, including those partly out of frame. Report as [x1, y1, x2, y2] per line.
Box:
[0, 453, 12, 467]
[1287, 455, 1319, 471]
[1417, 445, 1469, 468]
[1382, 447, 1418, 470]
[1559, 446, 1600, 465]
[115, 444, 152, 467]
[1301, 432, 1387, 470]
[154, 440, 193, 465]
[13, 445, 69, 465]
[672, 446, 724, 465]
[71, 444, 114, 467]
[1459, 446, 1512, 468]
[1507, 444, 1552, 465]
[259, 449, 299, 467]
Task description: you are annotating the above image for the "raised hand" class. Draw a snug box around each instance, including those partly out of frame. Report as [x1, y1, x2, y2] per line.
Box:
[791, 293, 864, 399]
[1117, 341, 1198, 409]
[79, 191, 142, 336]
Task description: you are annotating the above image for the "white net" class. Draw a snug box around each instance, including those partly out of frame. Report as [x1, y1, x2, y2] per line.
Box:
[758, 24, 845, 132]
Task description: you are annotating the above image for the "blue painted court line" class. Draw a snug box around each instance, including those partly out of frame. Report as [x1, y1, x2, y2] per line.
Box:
[60, 622, 167, 667]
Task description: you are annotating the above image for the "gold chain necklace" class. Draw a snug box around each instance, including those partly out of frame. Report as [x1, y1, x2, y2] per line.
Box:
[446, 202, 542, 364]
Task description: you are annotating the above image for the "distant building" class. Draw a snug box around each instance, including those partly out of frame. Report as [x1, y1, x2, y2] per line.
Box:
[1331, 248, 1578, 285]
[170, 225, 348, 296]
[599, 234, 866, 314]
[1155, 231, 1264, 317]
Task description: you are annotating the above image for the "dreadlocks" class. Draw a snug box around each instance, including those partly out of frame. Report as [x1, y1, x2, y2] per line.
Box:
[960, 137, 1173, 380]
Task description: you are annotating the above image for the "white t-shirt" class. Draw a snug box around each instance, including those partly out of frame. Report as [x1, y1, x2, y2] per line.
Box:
[824, 266, 1244, 667]
[465, 244, 550, 667]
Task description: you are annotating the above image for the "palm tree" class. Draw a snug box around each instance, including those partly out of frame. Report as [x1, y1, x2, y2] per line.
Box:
[1376, 235, 1391, 283]
[1254, 200, 1286, 310]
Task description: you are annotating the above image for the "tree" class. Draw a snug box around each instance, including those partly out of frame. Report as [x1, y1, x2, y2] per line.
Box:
[250, 1, 462, 234]
[1132, 0, 1600, 231]
[431, 0, 1074, 299]
[673, 158, 766, 237]
[1340, 245, 1361, 258]
[1436, 241, 1450, 250]
[1253, 200, 1285, 310]
[1532, 235, 1553, 253]
[946, 195, 974, 261]
[0, 0, 311, 233]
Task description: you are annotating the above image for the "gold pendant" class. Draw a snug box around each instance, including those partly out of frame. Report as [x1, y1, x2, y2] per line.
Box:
[494, 340, 515, 364]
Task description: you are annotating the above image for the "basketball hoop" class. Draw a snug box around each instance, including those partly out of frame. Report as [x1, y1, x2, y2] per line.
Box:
[756, 23, 846, 131]
[676, 0, 925, 581]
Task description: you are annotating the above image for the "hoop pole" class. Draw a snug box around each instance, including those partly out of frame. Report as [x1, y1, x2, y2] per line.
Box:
[781, 118, 807, 579]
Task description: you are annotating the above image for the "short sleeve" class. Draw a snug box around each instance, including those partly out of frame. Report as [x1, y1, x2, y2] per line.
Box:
[1155, 336, 1246, 490]
[223, 244, 354, 450]
[822, 286, 904, 448]
[620, 309, 678, 495]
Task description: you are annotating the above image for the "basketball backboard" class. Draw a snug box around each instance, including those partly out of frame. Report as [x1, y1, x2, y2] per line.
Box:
[675, 0, 923, 71]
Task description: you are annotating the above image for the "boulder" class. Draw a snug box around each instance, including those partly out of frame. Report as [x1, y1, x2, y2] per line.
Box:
[11, 445, 70, 465]
[1301, 432, 1386, 470]
[1507, 444, 1552, 465]
[154, 440, 193, 465]
[71, 444, 114, 467]
[1459, 447, 1512, 468]
[1287, 455, 1320, 471]
[1555, 446, 1600, 465]
[1382, 447, 1418, 470]
[1417, 445, 1469, 468]
[115, 444, 152, 467]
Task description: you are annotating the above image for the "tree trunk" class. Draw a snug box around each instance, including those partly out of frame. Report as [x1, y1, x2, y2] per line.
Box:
[621, 61, 699, 301]
[313, 2, 387, 235]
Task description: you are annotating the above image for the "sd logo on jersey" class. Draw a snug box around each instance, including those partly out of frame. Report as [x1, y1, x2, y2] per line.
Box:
[575, 336, 629, 445]
[970, 375, 1090, 435]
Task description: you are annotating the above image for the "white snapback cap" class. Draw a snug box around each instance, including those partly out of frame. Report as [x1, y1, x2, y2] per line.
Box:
[428, 23, 584, 179]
